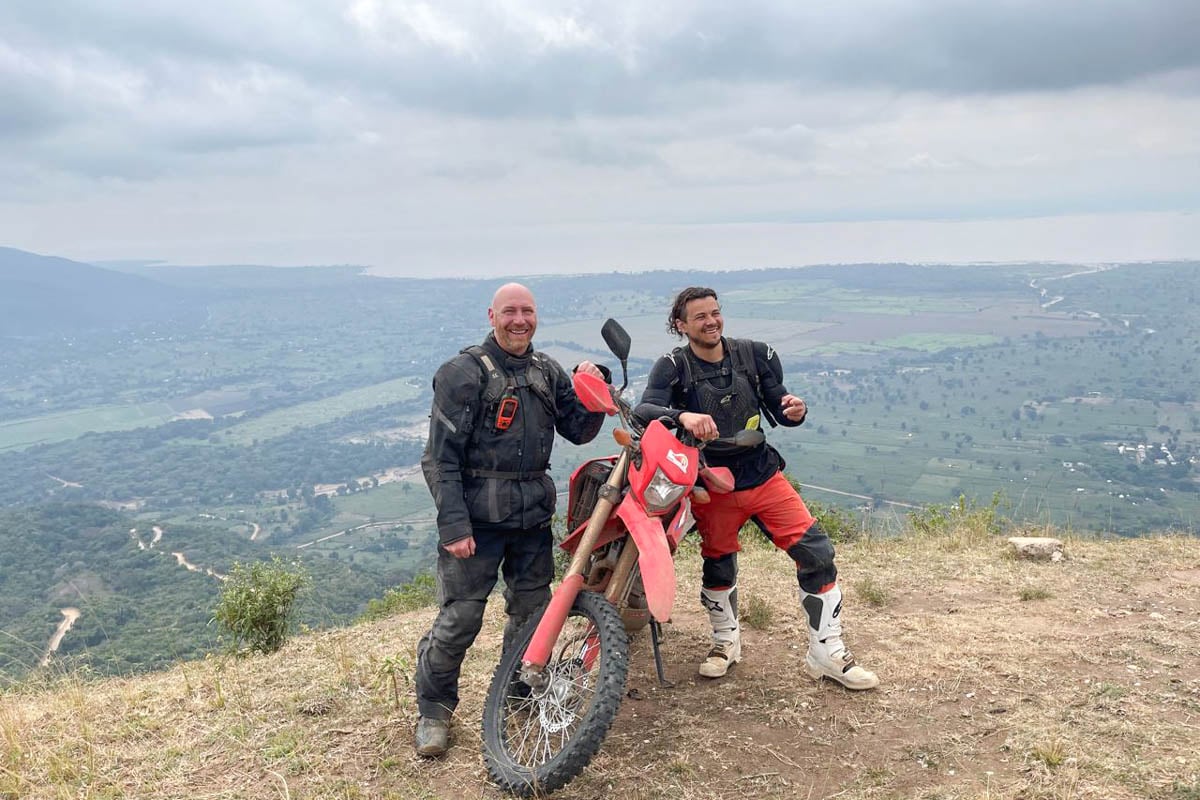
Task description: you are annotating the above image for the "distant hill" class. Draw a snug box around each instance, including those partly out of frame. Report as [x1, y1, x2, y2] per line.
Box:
[101, 261, 369, 290]
[0, 247, 205, 336]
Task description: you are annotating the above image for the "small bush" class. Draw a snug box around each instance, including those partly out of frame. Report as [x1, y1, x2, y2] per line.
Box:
[1018, 586, 1052, 602]
[807, 499, 862, 543]
[1031, 739, 1066, 768]
[361, 573, 438, 621]
[908, 491, 1008, 549]
[856, 576, 889, 607]
[213, 557, 308, 655]
[741, 594, 773, 630]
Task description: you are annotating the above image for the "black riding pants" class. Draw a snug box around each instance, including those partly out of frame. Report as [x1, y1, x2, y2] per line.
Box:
[414, 526, 553, 720]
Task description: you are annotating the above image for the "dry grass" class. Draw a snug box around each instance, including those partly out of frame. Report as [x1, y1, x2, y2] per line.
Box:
[3, 530, 1199, 799]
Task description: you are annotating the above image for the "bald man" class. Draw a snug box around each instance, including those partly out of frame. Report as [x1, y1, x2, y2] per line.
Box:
[413, 283, 607, 756]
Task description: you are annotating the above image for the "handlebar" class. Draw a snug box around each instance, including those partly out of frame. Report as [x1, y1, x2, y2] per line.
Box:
[655, 416, 765, 453]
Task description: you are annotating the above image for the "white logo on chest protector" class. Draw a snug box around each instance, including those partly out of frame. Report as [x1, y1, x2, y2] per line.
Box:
[666, 449, 689, 472]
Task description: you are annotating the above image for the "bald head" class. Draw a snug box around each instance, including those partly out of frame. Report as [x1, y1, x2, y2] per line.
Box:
[488, 283, 538, 355]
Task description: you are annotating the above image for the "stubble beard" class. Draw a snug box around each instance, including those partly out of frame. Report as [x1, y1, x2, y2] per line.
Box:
[687, 330, 722, 357]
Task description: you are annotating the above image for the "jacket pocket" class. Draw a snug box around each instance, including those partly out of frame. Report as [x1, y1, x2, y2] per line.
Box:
[465, 477, 513, 525]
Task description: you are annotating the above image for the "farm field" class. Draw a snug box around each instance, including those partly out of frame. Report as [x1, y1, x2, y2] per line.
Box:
[217, 377, 422, 444]
[0, 401, 178, 451]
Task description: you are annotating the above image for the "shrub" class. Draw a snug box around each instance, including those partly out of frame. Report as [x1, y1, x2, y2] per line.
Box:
[908, 491, 1008, 549]
[741, 594, 773, 630]
[806, 499, 862, 543]
[213, 556, 308, 655]
[360, 573, 438, 621]
[856, 575, 889, 606]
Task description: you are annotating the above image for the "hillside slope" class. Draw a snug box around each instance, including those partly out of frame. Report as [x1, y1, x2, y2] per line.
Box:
[0, 247, 203, 336]
[3, 531, 1198, 800]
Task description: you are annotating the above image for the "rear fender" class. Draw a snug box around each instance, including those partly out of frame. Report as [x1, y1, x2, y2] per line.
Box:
[614, 497, 675, 621]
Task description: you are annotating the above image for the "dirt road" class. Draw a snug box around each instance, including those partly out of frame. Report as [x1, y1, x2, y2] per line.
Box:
[39, 608, 81, 667]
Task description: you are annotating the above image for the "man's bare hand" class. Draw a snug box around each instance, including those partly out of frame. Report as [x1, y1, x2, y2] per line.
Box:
[444, 536, 476, 558]
[780, 394, 807, 422]
[679, 412, 719, 440]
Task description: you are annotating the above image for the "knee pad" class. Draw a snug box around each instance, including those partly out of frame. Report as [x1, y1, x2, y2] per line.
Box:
[786, 521, 837, 593]
[701, 553, 738, 589]
[784, 521, 835, 570]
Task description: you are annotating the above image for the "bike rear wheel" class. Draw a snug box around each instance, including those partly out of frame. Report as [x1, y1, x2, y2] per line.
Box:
[482, 590, 629, 796]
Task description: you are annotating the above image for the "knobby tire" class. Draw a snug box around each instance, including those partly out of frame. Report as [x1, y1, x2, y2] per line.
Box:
[482, 590, 629, 796]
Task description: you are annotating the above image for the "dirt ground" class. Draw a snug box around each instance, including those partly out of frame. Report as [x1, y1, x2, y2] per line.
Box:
[4, 533, 1199, 800]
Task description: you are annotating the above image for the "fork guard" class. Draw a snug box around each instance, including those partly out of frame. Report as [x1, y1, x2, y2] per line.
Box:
[614, 497, 675, 622]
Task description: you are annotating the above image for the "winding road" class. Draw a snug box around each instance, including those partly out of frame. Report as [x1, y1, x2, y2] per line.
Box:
[40, 608, 81, 667]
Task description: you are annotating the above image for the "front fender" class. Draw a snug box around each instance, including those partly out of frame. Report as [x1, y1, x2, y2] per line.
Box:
[614, 498, 675, 621]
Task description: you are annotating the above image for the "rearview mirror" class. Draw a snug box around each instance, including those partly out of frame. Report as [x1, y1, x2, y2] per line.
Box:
[600, 318, 631, 361]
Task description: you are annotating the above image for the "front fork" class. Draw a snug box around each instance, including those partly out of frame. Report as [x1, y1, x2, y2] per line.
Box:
[520, 449, 631, 687]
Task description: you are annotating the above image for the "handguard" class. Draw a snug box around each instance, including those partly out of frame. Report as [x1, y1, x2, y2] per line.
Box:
[573, 371, 618, 415]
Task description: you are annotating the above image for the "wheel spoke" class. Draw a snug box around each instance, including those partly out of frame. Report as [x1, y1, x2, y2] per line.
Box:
[484, 592, 630, 793]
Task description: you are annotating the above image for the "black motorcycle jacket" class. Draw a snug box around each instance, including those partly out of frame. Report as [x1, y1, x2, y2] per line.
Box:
[421, 333, 605, 545]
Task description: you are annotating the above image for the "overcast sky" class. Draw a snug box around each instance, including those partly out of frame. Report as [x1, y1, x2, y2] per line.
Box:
[2, 1, 1197, 276]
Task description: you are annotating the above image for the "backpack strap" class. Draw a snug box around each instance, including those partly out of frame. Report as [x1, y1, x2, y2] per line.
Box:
[526, 352, 557, 415]
[460, 345, 557, 425]
[461, 345, 508, 406]
[668, 346, 695, 393]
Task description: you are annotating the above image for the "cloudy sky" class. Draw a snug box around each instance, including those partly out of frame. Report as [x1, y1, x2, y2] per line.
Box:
[2, 1, 1197, 276]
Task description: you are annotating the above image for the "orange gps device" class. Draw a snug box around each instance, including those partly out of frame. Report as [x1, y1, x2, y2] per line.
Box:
[495, 396, 519, 430]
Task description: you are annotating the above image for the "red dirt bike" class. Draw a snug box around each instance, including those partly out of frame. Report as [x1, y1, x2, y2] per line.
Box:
[481, 319, 762, 796]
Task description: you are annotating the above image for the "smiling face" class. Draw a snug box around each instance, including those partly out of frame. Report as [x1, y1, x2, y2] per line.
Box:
[676, 295, 724, 354]
[488, 283, 538, 355]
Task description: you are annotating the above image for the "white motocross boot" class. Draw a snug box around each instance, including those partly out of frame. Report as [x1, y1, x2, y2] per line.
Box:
[801, 584, 879, 690]
[698, 585, 741, 678]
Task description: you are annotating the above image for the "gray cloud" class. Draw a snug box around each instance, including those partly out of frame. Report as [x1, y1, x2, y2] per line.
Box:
[0, 1, 1196, 271]
[646, 1, 1200, 94]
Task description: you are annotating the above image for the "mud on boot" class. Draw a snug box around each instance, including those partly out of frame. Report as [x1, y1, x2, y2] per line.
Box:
[698, 585, 741, 678]
[415, 716, 451, 757]
[698, 638, 742, 678]
[801, 585, 879, 691]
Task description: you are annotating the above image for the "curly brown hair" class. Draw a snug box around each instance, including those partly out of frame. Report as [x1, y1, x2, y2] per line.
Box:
[667, 286, 718, 337]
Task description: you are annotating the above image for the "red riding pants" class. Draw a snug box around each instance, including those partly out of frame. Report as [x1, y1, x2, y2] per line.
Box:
[692, 470, 816, 559]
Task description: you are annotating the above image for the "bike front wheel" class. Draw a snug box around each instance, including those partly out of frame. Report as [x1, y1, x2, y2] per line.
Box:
[482, 590, 629, 796]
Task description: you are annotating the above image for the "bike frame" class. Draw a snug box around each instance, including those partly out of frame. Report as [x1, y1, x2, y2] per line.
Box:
[520, 385, 700, 675]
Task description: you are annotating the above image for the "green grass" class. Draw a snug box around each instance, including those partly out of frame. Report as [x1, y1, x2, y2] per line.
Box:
[219, 378, 422, 444]
[0, 402, 178, 451]
[878, 333, 1002, 351]
[727, 284, 977, 315]
[329, 481, 433, 523]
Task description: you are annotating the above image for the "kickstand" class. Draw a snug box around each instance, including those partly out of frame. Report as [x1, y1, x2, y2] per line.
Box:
[649, 620, 675, 688]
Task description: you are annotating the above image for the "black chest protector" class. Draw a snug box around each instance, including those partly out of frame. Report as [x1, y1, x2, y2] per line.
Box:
[689, 357, 761, 437]
[672, 338, 773, 436]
